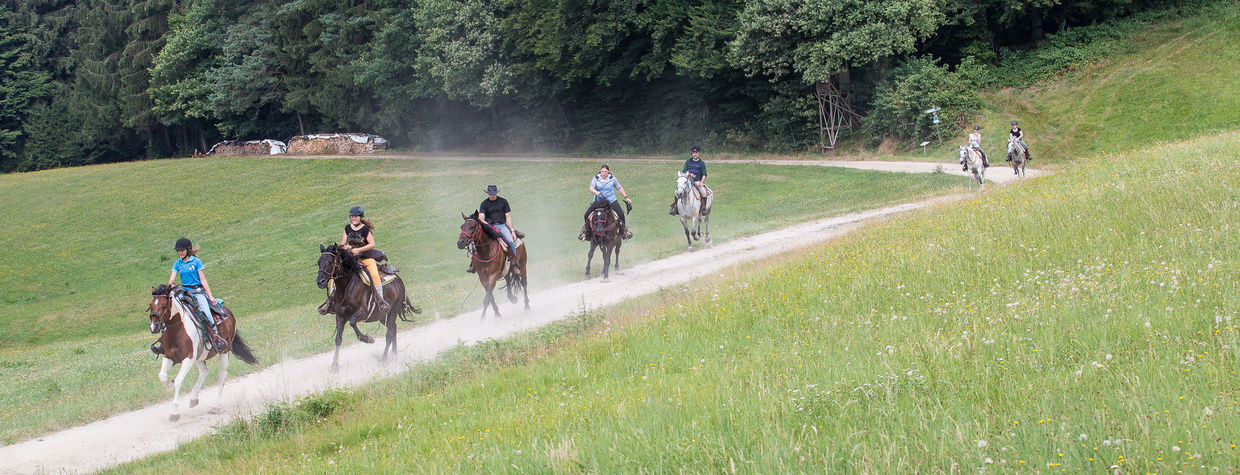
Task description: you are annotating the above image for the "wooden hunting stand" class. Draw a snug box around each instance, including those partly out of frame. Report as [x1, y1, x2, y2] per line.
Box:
[815, 80, 861, 151]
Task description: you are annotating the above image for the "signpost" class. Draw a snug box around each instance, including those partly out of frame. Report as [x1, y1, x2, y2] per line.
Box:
[925, 106, 942, 143]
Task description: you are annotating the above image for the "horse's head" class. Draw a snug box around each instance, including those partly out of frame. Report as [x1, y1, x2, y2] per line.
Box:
[675, 172, 690, 198]
[317, 244, 342, 289]
[458, 212, 480, 249]
[589, 206, 612, 236]
[148, 285, 173, 334]
[958, 145, 968, 160]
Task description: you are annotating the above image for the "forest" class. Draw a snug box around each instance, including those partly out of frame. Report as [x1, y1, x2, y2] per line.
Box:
[0, 0, 1193, 171]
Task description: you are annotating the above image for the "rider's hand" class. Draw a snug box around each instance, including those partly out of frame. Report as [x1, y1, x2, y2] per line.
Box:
[624, 197, 631, 202]
[349, 248, 360, 255]
[341, 244, 351, 250]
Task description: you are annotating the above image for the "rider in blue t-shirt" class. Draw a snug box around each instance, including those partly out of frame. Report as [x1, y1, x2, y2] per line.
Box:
[167, 237, 228, 350]
[670, 145, 710, 216]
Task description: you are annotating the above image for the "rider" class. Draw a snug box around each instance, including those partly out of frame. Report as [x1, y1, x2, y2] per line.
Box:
[167, 237, 229, 351]
[964, 125, 989, 170]
[579, 164, 633, 241]
[471, 184, 522, 273]
[1008, 121, 1031, 161]
[341, 206, 390, 313]
[669, 144, 710, 215]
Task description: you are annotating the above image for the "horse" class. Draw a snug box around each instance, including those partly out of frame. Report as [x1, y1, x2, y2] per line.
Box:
[316, 243, 420, 373]
[458, 213, 529, 319]
[583, 202, 623, 281]
[148, 284, 258, 422]
[675, 172, 713, 250]
[959, 145, 986, 191]
[1007, 136, 1029, 177]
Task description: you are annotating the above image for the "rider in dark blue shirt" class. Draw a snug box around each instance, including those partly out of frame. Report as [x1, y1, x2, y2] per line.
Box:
[670, 145, 710, 215]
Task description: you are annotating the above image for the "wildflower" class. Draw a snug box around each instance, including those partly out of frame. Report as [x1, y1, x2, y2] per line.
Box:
[978, 440, 988, 448]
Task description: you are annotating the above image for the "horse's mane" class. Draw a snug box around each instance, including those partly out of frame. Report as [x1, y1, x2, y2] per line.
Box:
[469, 211, 501, 241]
[153, 284, 171, 296]
[323, 242, 362, 270]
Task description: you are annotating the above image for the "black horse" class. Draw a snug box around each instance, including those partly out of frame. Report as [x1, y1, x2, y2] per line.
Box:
[316, 244, 420, 372]
[584, 203, 623, 281]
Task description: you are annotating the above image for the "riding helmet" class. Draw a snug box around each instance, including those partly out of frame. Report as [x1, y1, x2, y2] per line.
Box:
[174, 237, 192, 250]
[1011, 121, 1019, 126]
[973, 125, 980, 130]
[349, 206, 364, 216]
[690, 145, 701, 153]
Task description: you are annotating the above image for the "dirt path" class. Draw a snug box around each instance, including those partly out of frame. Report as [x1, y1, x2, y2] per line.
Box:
[0, 160, 1043, 474]
[292, 154, 1044, 184]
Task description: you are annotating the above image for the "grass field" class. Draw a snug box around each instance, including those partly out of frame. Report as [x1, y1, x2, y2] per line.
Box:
[0, 157, 958, 443]
[113, 130, 1240, 472]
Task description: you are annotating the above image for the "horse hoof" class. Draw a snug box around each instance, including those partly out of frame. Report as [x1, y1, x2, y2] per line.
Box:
[601, 278, 609, 283]
[169, 414, 180, 422]
[189, 398, 199, 408]
[360, 335, 375, 344]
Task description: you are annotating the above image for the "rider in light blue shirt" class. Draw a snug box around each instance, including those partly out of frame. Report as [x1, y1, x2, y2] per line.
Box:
[578, 164, 633, 241]
[167, 237, 228, 351]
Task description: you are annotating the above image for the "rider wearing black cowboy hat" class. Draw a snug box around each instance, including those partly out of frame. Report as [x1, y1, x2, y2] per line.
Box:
[470, 184, 523, 273]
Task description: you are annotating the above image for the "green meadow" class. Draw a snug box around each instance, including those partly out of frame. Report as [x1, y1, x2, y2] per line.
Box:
[110, 2, 1240, 471]
[114, 130, 1240, 473]
[0, 158, 957, 443]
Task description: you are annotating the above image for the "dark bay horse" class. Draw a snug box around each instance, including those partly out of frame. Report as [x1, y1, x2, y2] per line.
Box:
[458, 213, 529, 319]
[316, 244, 420, 372]
[148, 284, 258, 421]
[584, 203, 623, 281]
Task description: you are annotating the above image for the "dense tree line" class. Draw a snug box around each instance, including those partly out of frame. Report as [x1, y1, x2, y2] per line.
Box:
[0, 0, 1188, 171]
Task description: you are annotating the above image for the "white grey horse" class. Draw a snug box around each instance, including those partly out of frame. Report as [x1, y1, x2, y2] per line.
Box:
[675, 172, 713, 250]
[959, 145, 986, 190]
[1007, 136, 1028, 177]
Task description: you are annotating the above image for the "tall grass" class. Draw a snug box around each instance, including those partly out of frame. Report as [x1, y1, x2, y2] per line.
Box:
[115, 132, 1240, 472]
[0, 157, 957, 443]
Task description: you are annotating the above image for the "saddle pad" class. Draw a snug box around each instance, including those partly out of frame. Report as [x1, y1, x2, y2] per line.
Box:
[358, 270, 398, 287]
[498, 238, 524, 254]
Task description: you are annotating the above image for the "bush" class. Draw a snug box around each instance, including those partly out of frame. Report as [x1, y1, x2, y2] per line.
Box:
[862, 57, 981, 148]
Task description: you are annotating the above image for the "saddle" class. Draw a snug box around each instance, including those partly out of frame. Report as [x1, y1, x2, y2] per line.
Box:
[498, 237, 525, 254]
[358, 264, 400, 287]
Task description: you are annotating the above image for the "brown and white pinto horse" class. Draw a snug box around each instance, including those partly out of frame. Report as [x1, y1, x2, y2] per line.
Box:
[458, 213, 528, 319]
[148, 284, 257, 422]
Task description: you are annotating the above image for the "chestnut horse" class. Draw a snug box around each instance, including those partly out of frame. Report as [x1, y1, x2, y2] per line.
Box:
[457, 213, 529, 318]
[316, 243, 420, 372]
[584, 203, 623, 281]
[148, 284, 258, 422]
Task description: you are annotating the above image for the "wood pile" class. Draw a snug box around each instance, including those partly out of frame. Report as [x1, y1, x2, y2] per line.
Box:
[206, 139, 287, 156]
[285, 134, 390, 155]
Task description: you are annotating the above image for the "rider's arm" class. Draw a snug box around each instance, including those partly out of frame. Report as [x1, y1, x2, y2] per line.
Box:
[167, 269, 177, 287]
[198, 269, 216, 303]
[340, 230, 349, 249]
[617, 184, 630, 201]
[700, 161, 707, 182]
[505, 211, 515, 231]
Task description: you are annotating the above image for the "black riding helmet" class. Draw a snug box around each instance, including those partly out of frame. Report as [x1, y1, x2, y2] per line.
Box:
[691, 144, 701, 153]
[349, 206, 364, 216]
[174, 237, 192, 250]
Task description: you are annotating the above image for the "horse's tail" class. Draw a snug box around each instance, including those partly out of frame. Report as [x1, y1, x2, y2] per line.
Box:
[397, 297, 422, 322]
[230, 332, 259, 365]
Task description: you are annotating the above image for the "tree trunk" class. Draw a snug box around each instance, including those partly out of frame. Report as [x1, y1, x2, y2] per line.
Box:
[1030, 6, 1044, 41]
[296, 111, 306, 135]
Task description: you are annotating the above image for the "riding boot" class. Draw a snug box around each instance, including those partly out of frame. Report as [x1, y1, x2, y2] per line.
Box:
[578, 223, 588, 241]
[466, 261, 476, 273]
[1026, 151, 1032, 161]
[374, 288, 391, 313]
[669, 199, 678, 215]
[620, 222, 633, 240]
[509, 252, 521, 273]
[961, 160, 968, 171]
[206, 319, 229, 353]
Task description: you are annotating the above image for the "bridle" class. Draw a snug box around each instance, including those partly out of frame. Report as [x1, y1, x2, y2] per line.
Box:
[318, 250, 345, 314]
[589, 207, 618, 238]
[460, 220, 500, 263]
[149, 294, 177, 333]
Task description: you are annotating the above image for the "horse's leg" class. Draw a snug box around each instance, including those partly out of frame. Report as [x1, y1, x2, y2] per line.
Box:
[169, 357, 194, 422]
[488, 275, 502, 317]
[521, 262, 530, 310]
[585, 241, 596, 278]
[703, 214, 711, 244]
[211, 353, 229, 414]
[188, 360, 209, 408]
[382, 311, 398, 362]
[349, 307, 374, 344]
[331, 316, 345, 373]
[682, 218, 693, 251]
[601, 243, 612, 282]
[158, 357, 174, 392]
[613, 240, 622, 273]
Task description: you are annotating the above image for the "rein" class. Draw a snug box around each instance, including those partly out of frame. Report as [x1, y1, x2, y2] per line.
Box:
[461, 223, 501, 263]
[318, 250, 347, 314]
